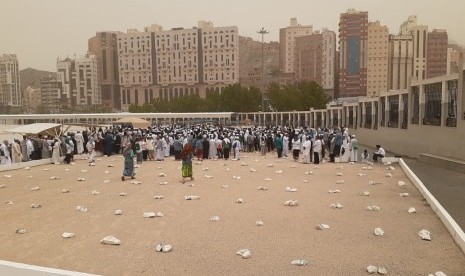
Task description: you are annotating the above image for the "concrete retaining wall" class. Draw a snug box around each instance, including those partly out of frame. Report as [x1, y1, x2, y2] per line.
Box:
[351, 122, 465, 160]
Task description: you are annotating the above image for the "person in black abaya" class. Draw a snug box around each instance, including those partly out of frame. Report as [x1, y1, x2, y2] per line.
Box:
[104, 132, 113, 156]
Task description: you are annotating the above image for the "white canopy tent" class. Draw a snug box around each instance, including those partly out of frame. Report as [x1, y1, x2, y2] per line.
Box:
[113, 117, 150, 129]
[6, 123, 67, 137]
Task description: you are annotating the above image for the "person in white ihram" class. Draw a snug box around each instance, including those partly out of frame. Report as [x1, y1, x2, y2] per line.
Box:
[75, 131, 84, 154]
[373, 145, 385, 162]
[86, 137, 96, 163]
[0, 140, 12, 165]
[302, 136, 312, 164]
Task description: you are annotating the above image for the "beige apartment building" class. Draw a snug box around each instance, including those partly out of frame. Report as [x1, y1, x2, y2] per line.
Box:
[57, 55, 100, 108]
[399, 16, 429, 81]
[447, 47, 461, 75]
[279, 18, 313, 74]
[321, 30, 336, 92]
[0, 54, 21, 107]
[294, 29, 336, 98]
[294, 32, 323, 84]
[201, 23, 238, 88]
[56, 57, 73, 108]
[117, 27, 156, 107]
[411, 25, 429, 81]
[117, 29, 154, 88]
[40, 77, 62, 112]
[388, 34, 414, 90]
[367, 21, 389, 97]
[22, 85, 41, 113]
[117, 21, 239, 109]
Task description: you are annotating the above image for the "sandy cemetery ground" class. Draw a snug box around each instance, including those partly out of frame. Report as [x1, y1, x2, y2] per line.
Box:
[0, 153, 464, 276]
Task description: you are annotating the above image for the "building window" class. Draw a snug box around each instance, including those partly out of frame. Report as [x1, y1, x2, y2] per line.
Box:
[411, 87, 420, 124]
[365, 104, 372, 129]
[380, 97, 386, 127]
[402, 94, 408, 129]
[446, 80, 458, 127]
[388, 95, 399, 128]
[359, 105, 363, 128]
[332, 110, 338, 127]
[423, 83, 442, 126]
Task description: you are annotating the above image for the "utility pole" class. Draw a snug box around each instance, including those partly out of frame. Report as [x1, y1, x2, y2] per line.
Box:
[257, 27, 269, 112]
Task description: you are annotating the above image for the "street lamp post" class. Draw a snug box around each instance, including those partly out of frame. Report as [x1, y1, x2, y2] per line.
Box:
[257, 27, 269, 112]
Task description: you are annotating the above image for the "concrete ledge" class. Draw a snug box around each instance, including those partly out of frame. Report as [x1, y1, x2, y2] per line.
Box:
[400, 158, 465, 254]
[381, 157, 399, 163]
[0, 158, 58, 172]
[0, 153, 98, 172]
[0, 260, 100, 276]
[419, 153, 465, 174]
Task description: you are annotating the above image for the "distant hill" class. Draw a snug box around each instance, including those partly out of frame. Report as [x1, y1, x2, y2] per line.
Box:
[20, 68, 56, 91]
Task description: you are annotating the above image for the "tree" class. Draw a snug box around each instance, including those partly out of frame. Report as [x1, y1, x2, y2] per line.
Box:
[170, 94, 204, 112]
[219, 83, 261, 112]
[267, 81, 328, 111]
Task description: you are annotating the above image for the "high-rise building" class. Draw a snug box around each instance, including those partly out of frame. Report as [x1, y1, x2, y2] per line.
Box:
[411, 25, 429, 81]
[398, 16, 429, 81]
[388, 34, 414, 90]
[334, 50, 340, 99]
[294, 29, 336, 97]
[279, 18, 313, 75]
[447, 47, 461, 75]
[294, 32, 323, 85]
[426, 29, 448, 78]
[321, 30, 337, 92]
[40, 76, 62, 112]
[0, 54, 21, 107]
[57, 55, 100, 107]
[367, 21, 389, 96]
[117, 21, 239, 109]
[117, 28, 155, 107]
[200, 22, 239, 88]
[88, 32, 121, 110]
[23, 86, 41, 113]
[338, 9, 368, 97]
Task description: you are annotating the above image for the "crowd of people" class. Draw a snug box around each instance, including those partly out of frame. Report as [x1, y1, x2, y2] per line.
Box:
[0, 124, 386, 182]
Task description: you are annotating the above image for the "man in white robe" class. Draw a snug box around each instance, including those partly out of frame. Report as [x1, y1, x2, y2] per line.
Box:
[75, 131, 84, 154]
[0, 140, 12, 165]
[208, 136, 217, 159]
[302, 137, 311, 164]
[282, 134, 289, 158]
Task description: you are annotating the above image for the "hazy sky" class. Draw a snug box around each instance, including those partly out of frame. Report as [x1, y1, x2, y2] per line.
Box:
[1, 0, 464, 71]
